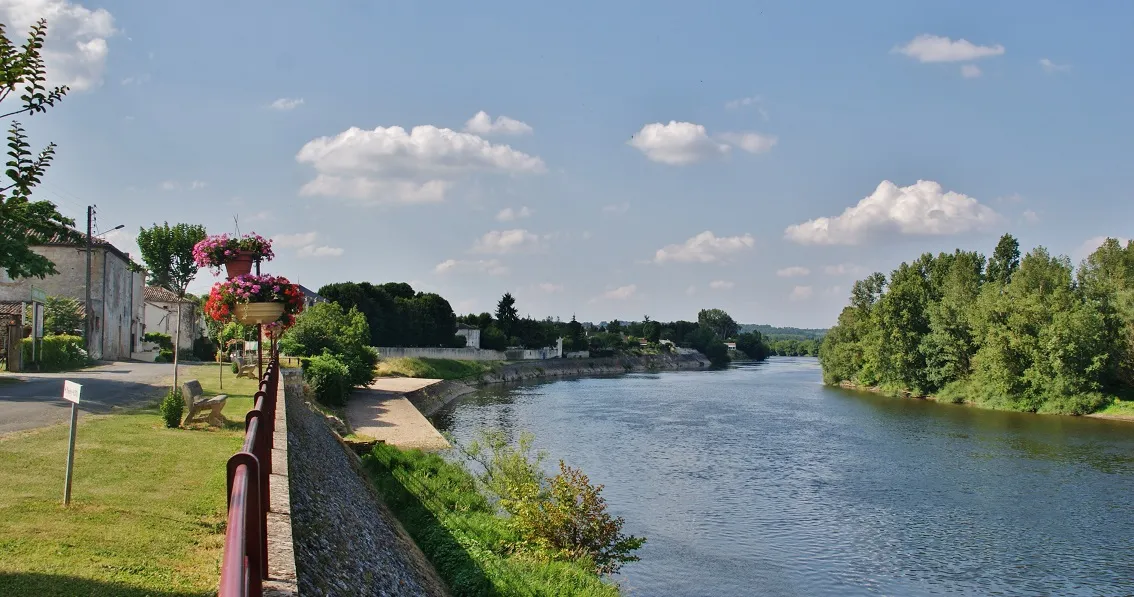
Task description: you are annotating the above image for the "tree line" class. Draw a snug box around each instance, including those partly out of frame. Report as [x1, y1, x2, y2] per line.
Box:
[820, 234, 1134, 414]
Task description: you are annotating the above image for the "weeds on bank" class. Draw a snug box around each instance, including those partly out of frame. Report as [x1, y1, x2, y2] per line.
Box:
[375, 357, 500, 380]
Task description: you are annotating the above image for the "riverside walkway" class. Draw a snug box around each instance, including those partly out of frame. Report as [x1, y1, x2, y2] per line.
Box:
[345, 377, 452, 451]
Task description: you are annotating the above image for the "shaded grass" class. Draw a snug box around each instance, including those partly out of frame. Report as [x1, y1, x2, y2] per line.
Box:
[0, 364, 261, 596]
[1094, 397, 1134, 419]
[363, 443, 621, 597]
[375, 357, 500, 380]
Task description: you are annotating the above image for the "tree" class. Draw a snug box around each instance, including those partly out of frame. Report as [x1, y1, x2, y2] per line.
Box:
[987, 233, 1021, 286]
[736, 331, 769, 360]
[496, 292, 519, 336]
[137, 222, 207, 391]
[0, 19, 79, 280]
[565, 315, 586, 352]
[280, 302, 377, 387]
[697, 308, 739, 340]
[607, 319, 622, 334]
[43, 295, 83, 335]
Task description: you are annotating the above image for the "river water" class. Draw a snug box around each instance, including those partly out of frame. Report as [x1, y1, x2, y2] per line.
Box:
[432, 357, 1134, 596]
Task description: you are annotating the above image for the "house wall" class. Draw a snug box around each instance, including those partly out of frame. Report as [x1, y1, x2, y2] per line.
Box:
[144, 300, 198, 350]
[455, 328, 481, 349]
[0, 245, 142, 360]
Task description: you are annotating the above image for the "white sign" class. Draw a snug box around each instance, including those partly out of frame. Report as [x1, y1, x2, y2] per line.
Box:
[63, 381, 82, 404]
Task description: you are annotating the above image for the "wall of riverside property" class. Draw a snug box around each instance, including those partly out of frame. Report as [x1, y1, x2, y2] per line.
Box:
[375, 346, 564, 361]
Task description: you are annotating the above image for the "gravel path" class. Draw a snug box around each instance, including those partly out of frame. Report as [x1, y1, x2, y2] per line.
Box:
[288, 393, 449, 596]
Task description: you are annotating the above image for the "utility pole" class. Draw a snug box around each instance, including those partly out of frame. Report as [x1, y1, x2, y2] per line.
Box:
[85, 206, 93, 355]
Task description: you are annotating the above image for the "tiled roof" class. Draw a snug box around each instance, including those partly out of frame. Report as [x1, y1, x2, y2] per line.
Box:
[297, 284, 327, 302]
[0, 302, 24, 317]
[35, 226, 135, 264]
[144, 286, 193, 303]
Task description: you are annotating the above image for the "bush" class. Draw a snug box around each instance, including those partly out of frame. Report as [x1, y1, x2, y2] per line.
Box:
[143, 332, 173, 351]
[160, 389, 184, 428]
[481, 326, 508, 351]
[281, 302, 377, 389]
[304, 353, 351, 406]
[192, 337, 216, 361]
[155, 349, 174, 363]
[20, 335, 87, 371]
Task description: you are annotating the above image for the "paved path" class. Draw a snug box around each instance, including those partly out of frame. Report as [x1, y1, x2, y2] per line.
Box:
[345, 378, 451, 451]
[0, 361, 173, 435]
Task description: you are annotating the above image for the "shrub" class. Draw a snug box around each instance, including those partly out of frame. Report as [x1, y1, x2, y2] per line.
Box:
[159, 388, 184, 428]
[155, 349, 174, 363]
[304, 353, 351, 406]
[20, 335, 87, 371]
[192, 337, 217, 361]
[43, 296, 85, 335]
[143, 332, 173, 351]
[281, 302, 377, 389]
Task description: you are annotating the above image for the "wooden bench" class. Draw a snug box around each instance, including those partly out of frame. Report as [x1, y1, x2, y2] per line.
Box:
[181, 379, 227, 427]
[232, 355, 258, 379]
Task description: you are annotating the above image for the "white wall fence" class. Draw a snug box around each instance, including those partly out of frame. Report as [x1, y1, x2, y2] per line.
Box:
[375, 346, 562, 362]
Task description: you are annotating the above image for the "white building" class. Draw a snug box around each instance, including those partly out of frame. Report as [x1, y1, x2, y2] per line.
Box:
[456, 323, 481, 349]
[143, 286, 202, 350]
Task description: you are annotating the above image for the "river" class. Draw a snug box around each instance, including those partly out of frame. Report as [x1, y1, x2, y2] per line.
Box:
[432, 357, 1134, 596]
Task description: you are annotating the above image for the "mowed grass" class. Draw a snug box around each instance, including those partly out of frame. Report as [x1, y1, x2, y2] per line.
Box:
[1095, 397, 1134, 419]
[0, 364, 263, 597]
[375, 357, 500, 380]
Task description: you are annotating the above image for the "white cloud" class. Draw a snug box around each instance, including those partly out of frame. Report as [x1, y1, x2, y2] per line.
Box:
[776, 266, 810, 278]
[190, 180, 207, 190]
[717, 132, 778, 154]
[823, 263, 867, 276]
[789, 285, 814, 301]
[496, 206, 533, 222]
[272, 231, 318, 248]
[296, 124, 545, 204]
[784, 180, 1001, 246]
[537, 283, 564, 293]
[246, 210, 273, 222]
[159, 180, 207, 191]
[434, 258, 509, 276]
[270, 97, 304, 110]
[464, 111, 533, 136]
[653, 231, 756, 264]
[471, 229, 541, 254]
[160, 180, 176, 191]
[600, 284, 637, 300]
[0, 0, 117, 92]
[685, 285, 697, 296]
[297, 245, 344, 258]
[709, 280, 734, 290]
[102, 227, 139, 260]
[602, 202, 630, 215]
[1039, 58, 1071, 73]
[893, 34, 1005, 63]
[1022, 209, 1040, 224]
[824, 286, 844, 297]
[629, 121, 731, 165]
[960, 64, 982, 78]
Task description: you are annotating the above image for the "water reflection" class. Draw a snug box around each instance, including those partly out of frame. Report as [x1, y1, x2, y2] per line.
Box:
[433, 357, 1134, 596]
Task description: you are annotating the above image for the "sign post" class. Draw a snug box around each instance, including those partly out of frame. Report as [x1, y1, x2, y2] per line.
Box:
[62, 381, 82, 506]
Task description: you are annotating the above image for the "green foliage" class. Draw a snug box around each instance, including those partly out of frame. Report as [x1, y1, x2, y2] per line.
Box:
[20, 335, 86, 371]
[317, 281, 457, 347]
[739, 324, 827, 341]
[155, 349, 173, 363]
[365, 443, 620, 596]
[736, 331, 771, 360]
[143, 332, 173, 351]
[159, 389, 184, 428]
[192, 337, 216, 361]
[136, 222, 206, 294]
[0, 19, 77, 281]
[767, 337, 820, 356]
[697, 308, 739, 340]
[374, 357, 497, 380]
[462, 430, 645, 575]
[480, 325, 508, 351]
[820, 234, 1134, 415]
[280, 302, 377, 387]
[42, 296, 83, 335]
[302, 353, 351, 406]
[688, 327, 730, 367]
[495, 292, 519, 337]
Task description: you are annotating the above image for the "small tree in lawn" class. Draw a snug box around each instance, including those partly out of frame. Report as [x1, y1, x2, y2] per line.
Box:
[137, 222, 207, 391]
[0, 19, 81, 280]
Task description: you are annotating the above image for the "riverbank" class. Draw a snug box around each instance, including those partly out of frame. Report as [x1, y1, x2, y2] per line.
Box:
[836, 380, 1134, 422]
[405, 352, 712, 416]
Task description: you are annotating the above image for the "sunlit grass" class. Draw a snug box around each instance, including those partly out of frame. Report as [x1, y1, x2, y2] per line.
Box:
[375, 357, 500, 380]
[0, 364, 261, 596]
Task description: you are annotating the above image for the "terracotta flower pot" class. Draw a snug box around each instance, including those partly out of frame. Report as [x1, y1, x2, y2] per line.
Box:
[234, 302, 285, 325]
[224, 251, 255, 279]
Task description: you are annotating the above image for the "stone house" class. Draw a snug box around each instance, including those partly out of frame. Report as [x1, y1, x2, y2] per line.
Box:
[0, 233, 146, 360]
[143, 286, 203, 351]
[456, 323, 481, 349]
[297, 284, 329, 310]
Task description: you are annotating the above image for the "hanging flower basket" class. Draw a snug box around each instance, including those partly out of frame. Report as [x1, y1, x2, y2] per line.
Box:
[192, 233, 275, 279]
[204, 274, 304, 329]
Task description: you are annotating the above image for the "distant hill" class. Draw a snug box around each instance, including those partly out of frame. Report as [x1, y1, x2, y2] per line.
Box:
[740, 324, 827, 340]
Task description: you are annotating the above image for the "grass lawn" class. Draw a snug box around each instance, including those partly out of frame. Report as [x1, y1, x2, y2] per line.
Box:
[375, 357, 500, 380]
[1094, 397, 1134, 419]
[0, 364, 263, 597]
[364, 443, 621, 597]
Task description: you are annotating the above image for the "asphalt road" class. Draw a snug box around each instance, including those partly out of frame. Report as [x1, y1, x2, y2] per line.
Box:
[0, 361, 174, 435]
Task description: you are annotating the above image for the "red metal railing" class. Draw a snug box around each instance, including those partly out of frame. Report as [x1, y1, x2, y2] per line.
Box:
[219, 355, 280, 597]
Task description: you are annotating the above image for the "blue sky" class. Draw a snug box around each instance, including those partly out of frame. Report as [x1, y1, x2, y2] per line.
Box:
[9, 0, 1133, 327]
